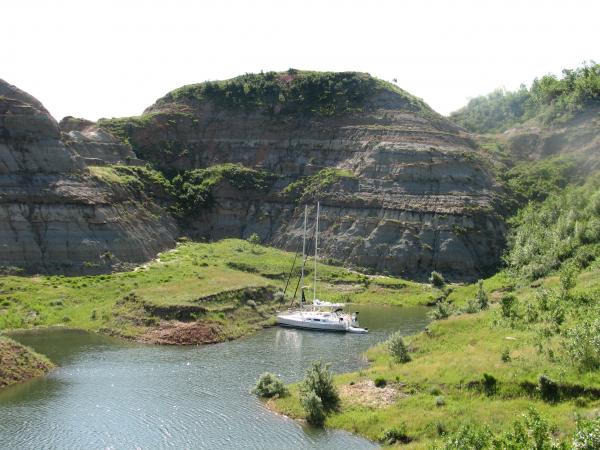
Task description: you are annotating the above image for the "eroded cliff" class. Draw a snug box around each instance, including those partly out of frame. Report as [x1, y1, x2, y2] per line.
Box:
[99, 71, 505, 279]
[0, 79, 177, 273]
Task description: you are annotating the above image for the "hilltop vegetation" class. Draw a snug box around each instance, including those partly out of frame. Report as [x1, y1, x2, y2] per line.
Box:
[451, 62, 600, 132]
[152, 70, 427, 117]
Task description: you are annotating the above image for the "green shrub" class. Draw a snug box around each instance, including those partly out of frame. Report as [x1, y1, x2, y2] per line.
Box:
[482, 373, 497, 396]
[430, 300, 453, 320]
[379, 423, 411, 445]
[440, 408, 560, 449]
[252, 372, 288, 398]
[435, 396, 445, 407]
[429, 271, 445, 287]
[441, 423, 491, 449]
[387, 331, 411, 363]
[374, 377, 387, 388]
[538, 374, 559, 402]
[463, 298, 480, 314]
[300, 390, 326, 426]
[429, 386, 442, 396]
[501, 348, 511, 362]
[505, 175, 600, 280]
[247, 233, 261, 246]
[300, 361, 339, 411]
[475, 280, 488, 310]
[500, 294, 517, 318]
[572, 417, 600, 449]
[171, 164, 275, 218]
[563, 318, 600, 371]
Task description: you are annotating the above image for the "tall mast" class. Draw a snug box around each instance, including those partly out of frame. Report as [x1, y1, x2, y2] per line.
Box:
[313, 202, 320, 301]
[300, 205, 307, 309]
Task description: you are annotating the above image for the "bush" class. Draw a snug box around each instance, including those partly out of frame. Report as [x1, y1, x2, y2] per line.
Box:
[387, 331, 411, 363]
[441, 423, 491, 450]
[379, 424, 411, 445]
[300, 361, 339, 411]
[538, 374, 559, 402]
[482, 373, 497, 396]
[435, 396, 445, 407]
[429, 300, 453, 320]
[374, 377, 387, 388]
[247, 233, 261, 246]
[501, 348, 511, 362]
[572, 417, 600, 449]
[429, 271, 445, 287]
[463, 298, 481, 314]
[300, 391, 326, 426]
[429, 386, 442, 396]
[563, 318, 600, 371]
[475, 280, 489, 310]
[500, 294, 517, 318]
[252, 372, 288, 398]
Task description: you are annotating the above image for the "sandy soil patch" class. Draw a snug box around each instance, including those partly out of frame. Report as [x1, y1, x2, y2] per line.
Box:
[340, 379, 406, 408]
[137, 321, 224, 345]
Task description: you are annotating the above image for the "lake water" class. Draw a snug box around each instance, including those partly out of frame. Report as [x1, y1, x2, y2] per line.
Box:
[0, 305, 429, 449]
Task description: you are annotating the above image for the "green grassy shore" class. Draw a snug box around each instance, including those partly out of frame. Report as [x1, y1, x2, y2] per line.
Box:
[0, 239, 436, 344]
[269, 266, 600, 448]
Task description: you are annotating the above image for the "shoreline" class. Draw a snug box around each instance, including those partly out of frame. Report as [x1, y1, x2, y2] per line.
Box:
[0, 335, 55, 390]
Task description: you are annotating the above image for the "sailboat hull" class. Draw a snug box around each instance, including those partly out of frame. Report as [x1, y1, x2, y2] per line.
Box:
[276, 313, 349, 332]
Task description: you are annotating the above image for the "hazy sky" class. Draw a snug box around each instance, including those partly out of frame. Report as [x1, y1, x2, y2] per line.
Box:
[3, 0, 599, 121]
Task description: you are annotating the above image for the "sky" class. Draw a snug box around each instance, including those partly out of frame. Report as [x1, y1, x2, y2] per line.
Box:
[3, 0, 599, 121]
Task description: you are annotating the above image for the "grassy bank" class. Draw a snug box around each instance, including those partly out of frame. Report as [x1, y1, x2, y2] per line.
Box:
[0, 239, 435, 343]
[269, 264, 600, 448]
[0, 336, 54, 389]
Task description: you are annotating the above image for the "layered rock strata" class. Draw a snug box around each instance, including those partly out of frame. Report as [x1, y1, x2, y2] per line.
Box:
[101, 73, 505, 279]
[0, 79, 177, 273]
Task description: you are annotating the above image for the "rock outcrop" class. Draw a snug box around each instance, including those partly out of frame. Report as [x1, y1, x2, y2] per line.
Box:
[59, 116, 144, 166]
[0, 79, 177, 273]
[100, 72, 505, 279]
[503, 107, 600, 173]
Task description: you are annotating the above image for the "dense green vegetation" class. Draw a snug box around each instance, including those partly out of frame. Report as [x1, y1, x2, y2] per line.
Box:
[0, 336, 54, 388]
[500, 156, 578, 206]
[282, 167, 356, 201]
[505, 174, 600, 280]
[299, 361, 340, 426]
[253, 372, 288, 399]
[450, 62, 600, 132]
[171, 163, 276, 218]
[89, 164, 173, 199]
[155, 70, 425, 117]
[90, 162, 277, 220]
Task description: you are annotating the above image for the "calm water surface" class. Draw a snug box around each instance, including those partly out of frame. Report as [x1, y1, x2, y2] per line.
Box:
[0, 304, 429, 449]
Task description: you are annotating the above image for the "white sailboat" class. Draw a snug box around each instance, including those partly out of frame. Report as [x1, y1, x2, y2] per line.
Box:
[276, 202, 368, 334]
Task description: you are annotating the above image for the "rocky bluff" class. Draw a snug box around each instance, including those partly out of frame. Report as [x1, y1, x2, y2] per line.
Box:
[0, 79, 177, 273]
[99, 71, 505, 279]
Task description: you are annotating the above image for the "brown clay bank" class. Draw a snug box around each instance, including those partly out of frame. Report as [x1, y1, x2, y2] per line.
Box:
[0, 336, 54, 389]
